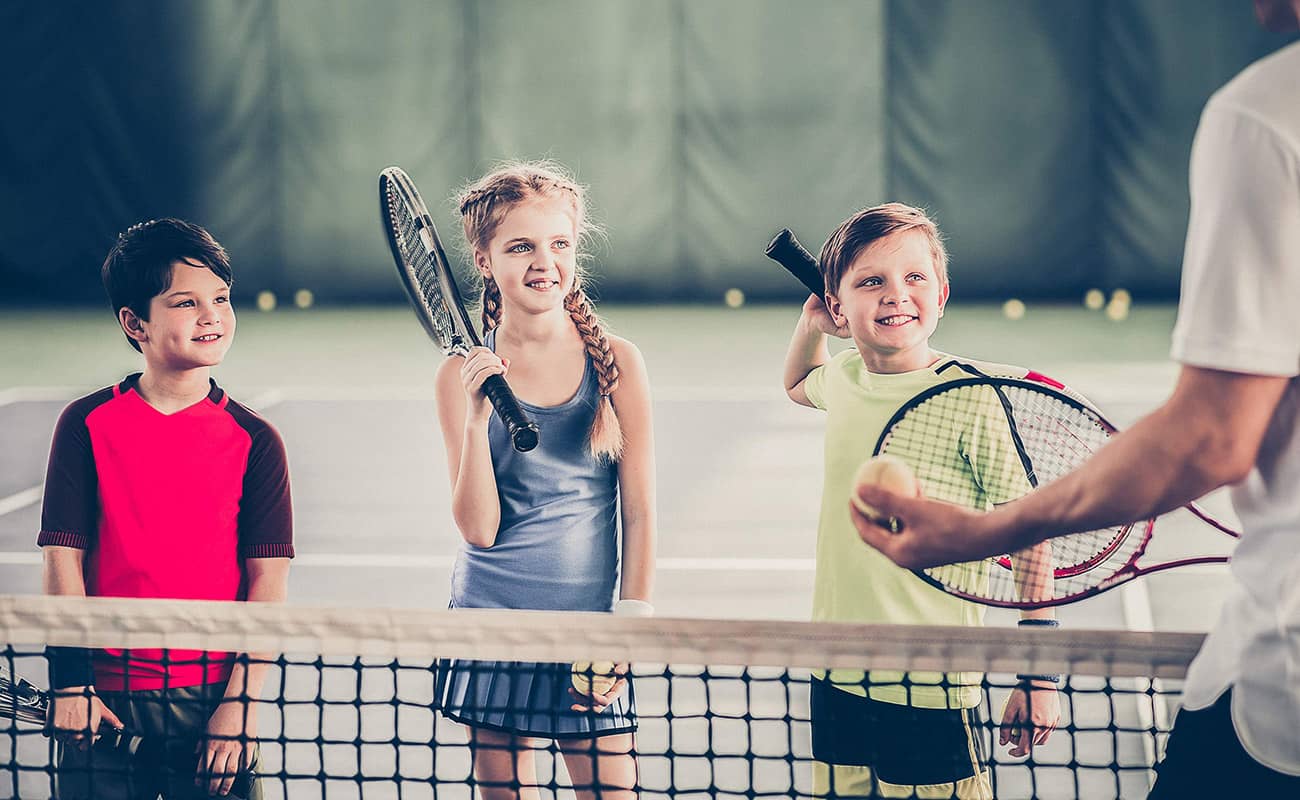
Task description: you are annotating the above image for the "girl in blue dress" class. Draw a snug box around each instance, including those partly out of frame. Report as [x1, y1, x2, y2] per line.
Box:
[433, 161, 657, 800]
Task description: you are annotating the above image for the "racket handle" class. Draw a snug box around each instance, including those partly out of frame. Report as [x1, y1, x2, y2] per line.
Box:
[764, 228, 825, 297]
[482, 374, 540, 452]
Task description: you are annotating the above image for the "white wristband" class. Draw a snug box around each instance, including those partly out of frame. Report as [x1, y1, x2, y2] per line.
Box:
[614, 599, 655, 617]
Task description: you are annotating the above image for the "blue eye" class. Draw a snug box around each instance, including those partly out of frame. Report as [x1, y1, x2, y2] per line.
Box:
[861, 277, 881, 288]
[554, 240, 570, 250]
[508, 243, 531, 254]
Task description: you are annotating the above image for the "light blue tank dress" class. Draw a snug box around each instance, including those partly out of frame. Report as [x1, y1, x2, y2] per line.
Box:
[436, 329, 635, 738]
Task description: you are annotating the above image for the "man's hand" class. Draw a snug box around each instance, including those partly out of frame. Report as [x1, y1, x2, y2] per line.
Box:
[999, 682, 1061, 757]
[49, 688, 123, 751]
[849, 484, 1016, 569]
[197, 701, 256, 796]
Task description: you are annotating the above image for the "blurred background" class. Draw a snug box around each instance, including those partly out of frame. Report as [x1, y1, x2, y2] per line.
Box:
[2, 0, 1295, 307]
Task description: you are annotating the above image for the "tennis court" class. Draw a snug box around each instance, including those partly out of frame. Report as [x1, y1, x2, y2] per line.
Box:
[1, 302, 1236, 798]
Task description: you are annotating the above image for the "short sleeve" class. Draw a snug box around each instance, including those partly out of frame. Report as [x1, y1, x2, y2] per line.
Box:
[1171, 102, 1300, 377]
[238, 422, 295, 559]
[803, 364, 829, 410]
[37, 402, 99, 550]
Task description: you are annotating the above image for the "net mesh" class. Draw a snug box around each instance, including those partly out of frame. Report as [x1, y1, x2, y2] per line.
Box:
[2, 595, 1201, 799]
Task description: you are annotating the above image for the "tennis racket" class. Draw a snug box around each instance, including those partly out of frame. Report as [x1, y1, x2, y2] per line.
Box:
[380, 167, 539, 452]
[764, 228, 825, 297]
[871, 372, 1240, 609]
[0, 664, 142, 755]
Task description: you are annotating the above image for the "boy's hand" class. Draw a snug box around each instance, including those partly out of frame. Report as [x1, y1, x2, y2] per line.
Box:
[800, 294, 850, 338]
[459, 346, 509, 422]
[567, 662, 630, 713]
[197, 701, 256, 796]
[999, 682, 1060, 757]
[49, 688, 123, 751]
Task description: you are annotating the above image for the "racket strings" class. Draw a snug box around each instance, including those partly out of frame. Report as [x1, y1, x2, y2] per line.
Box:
[879, 382, 1145, 605]
[0, 669, 47, 726]
[385, 189, 461, 353]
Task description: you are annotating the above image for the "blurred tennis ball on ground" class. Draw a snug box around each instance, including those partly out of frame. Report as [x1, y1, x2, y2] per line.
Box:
[1002, 298, 1026, 320]
[571, 661, 618, 696]
[1084, 289, 1105, 310]
[724, 288, 745, 308]
[256, 291, 277, 312]
[294, 289, 315, 309]
[1106, 289, 1131, 321]
[850, 454, 920, 523]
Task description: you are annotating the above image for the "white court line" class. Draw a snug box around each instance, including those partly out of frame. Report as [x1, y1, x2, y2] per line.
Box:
[0, 386, 86, 406]
[0, 486, 42, 518]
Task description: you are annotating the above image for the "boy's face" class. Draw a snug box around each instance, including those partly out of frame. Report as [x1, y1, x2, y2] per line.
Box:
[126, 259, 235, 371]
[476, 196, 578, 316]
[826, 229, 949, 373]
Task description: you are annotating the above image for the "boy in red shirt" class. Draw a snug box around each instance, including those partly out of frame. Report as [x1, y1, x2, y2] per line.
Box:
[40, 219, 293, 799]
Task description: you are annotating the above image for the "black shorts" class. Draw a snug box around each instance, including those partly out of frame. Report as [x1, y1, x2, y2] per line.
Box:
[810, 677, 988, 786]
[1149, 689, 1300, 799]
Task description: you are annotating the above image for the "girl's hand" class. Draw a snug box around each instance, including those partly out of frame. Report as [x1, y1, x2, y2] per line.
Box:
[568, 662, 631, 713]
[459, 346, 509, 422]
[801, 294, 850, 338]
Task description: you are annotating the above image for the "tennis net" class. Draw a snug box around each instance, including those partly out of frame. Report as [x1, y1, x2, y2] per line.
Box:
[1, 594, 1202, 799]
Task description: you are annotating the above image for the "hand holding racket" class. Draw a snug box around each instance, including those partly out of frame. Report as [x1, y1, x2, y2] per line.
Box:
[850, 375, 1240, 609]
[1, 665, 141, 755]
[380, 167, 540, 452]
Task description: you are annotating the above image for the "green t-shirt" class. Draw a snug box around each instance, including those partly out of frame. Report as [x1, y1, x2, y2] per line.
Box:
[803, 350, 1033, 708]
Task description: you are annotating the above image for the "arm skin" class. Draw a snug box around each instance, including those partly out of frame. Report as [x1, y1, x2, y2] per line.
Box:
[42, 546, 125, 749]
[568, 338, 657, 714]
[199, 557, 290, 796]
[852, 366, 1291, 569]
[783, 295, 846, 407]
[435, 348, 507, 548]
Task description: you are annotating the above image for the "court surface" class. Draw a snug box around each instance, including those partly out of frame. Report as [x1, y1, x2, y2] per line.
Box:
[0, 302, 1236, 798]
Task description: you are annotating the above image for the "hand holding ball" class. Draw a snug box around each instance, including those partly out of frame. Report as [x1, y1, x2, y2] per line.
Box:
[850, 455, 920, 531]
[571, 661, 619, 696]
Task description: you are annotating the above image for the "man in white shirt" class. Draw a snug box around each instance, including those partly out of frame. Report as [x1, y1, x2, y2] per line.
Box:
[852, 1, 1300, 795]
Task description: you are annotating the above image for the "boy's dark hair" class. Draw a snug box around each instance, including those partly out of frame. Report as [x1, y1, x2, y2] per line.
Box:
[101, 218, 232, 352]
[818, 203, 948, 297]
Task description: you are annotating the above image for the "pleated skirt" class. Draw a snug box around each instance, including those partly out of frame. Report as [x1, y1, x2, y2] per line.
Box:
[436, 658, 637, 739]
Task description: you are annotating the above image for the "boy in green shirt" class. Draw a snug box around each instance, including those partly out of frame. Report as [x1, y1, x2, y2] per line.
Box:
[782, 203, 1059, 799]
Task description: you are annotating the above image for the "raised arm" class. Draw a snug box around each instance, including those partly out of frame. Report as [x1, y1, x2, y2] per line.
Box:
[784, 295, 845, 407]
[435, 349, 506, 548]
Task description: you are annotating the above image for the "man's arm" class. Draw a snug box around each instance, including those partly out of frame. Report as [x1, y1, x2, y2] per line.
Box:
[42, 546, 123, 748]
[199, 557, 289, 795]
[853, 366, 1290, 568]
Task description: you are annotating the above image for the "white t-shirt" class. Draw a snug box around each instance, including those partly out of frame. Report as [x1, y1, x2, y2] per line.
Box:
[1170, 40, 1300, 776]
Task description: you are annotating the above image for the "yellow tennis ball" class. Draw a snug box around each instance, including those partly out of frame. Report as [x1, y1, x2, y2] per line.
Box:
[1002, 298, 1026, 320]
[850, 455, 919, 521]
[571, 661, 618, 696]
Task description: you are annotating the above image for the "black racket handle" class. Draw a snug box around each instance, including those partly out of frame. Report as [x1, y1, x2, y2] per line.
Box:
[764, 228, 825, 297]
[482, 374, 540, 452]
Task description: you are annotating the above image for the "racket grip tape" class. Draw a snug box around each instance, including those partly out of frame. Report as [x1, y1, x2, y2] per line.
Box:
[481, 374, 540, 452]
[764, 228, 825, 297]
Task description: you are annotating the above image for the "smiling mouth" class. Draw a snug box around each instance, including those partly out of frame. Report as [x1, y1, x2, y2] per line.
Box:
[192, 333, 223, 342]
[876, 315, 917, 327]
[526, 279, 559, 291]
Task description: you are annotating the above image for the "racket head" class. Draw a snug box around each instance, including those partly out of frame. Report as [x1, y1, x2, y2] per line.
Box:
[0, 664, 49, 726]
[380, 166, 481, 356]
[872, 376, 1151, 608]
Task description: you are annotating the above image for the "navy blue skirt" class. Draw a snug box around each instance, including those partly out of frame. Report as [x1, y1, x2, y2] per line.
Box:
[436, 658, 637, 739]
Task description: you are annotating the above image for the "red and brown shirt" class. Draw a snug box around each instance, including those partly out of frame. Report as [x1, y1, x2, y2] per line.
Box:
[38, 374, 293, 691]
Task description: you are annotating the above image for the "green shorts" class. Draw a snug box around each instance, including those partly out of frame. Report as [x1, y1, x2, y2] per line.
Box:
[54, 683, 261, 800]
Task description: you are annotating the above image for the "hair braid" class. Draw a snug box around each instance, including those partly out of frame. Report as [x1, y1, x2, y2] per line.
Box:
[481, 276, 503, 332]
[565, 286, 623, 461]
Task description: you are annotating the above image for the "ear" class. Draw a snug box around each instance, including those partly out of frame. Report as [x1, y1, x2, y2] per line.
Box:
[473, 250, 492, 278]
[118, 307, 148, 344]
[824, 292, 848, 328]
[937, 280, 950, 317]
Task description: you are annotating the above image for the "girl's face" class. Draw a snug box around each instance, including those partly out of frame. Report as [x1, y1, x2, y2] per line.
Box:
[476, 195, 578, 316]
[826, 229, 949, 373]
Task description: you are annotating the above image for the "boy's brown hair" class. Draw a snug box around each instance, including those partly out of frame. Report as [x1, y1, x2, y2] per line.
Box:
[818, 203, 948, 296]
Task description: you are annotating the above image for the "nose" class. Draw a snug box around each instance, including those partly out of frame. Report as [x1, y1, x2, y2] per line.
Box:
[197, 301, 222, 324]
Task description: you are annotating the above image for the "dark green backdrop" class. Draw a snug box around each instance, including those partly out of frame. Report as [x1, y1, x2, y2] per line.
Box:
[1, 1, 1293, 304]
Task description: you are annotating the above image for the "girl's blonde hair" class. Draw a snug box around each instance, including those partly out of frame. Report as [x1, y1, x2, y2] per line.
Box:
[457, 160, 623, 462]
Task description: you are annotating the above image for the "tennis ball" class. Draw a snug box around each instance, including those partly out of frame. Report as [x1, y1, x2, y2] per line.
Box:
[850, 455, 920, 522]
[255, 291, 277, 312]
[294, 289, 314, 309]
[724, 288, 746, 308]
[571, 661, 618, 696]
[1002, 299, 1026, 320]
[1084, 289, 1105, 310]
